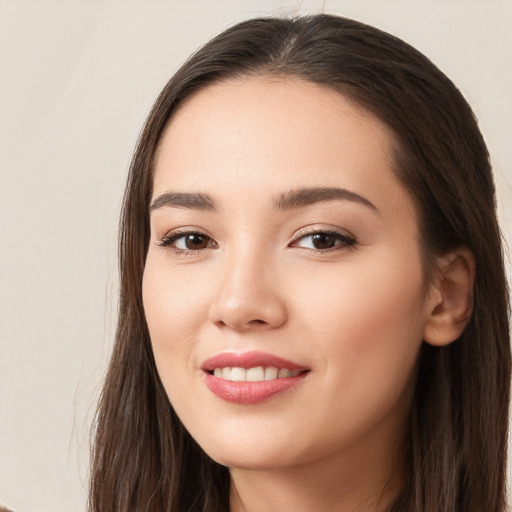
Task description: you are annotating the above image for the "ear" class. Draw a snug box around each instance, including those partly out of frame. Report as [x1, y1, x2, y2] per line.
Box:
[423, 248, 475, 347]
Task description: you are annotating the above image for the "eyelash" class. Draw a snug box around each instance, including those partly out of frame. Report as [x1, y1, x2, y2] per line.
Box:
[290, 227, 357, 253]
[156, 227, 357, 256]
[156, 230, 218, 255]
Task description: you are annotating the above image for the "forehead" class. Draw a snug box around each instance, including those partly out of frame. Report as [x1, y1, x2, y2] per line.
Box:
[152, 76, 414, 221]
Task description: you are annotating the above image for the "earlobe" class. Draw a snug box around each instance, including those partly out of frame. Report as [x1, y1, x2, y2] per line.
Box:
[423, 248, 475, 347]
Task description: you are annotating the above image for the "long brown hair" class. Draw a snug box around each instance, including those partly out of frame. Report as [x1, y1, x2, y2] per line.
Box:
[89, 14, 510, 512]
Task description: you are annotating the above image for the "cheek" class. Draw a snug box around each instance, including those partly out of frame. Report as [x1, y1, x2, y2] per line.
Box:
[142, 257, 207, 372]
[295, 249, 427, 390]
[280, 253, 427, 452]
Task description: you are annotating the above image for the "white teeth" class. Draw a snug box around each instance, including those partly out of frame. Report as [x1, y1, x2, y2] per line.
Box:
[264, 366, 279, 380]
[246, 366, 265, 381]
[211, 366, 302, 382]
[230, 367, 246, 381]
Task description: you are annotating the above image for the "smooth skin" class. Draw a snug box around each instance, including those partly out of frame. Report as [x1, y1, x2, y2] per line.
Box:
[143, 77, 474, 512]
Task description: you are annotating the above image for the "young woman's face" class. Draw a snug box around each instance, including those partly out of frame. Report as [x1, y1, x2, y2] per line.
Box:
[143, 77, 435, 471]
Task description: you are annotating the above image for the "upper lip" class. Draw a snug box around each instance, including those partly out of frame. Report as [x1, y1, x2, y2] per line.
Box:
[201, 351, 308, 372]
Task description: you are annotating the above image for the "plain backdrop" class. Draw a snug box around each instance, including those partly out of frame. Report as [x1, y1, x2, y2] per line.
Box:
[0, 1, 511, 511]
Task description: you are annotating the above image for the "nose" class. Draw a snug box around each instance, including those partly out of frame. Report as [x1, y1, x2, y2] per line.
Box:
[209, 248, 288, 332]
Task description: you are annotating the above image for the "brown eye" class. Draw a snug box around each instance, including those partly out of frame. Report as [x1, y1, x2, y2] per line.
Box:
[158, 231, 216, 252]
[182, 234, 209, 250]
[293, 230, 356, 252]
[310, 233, 338, 250]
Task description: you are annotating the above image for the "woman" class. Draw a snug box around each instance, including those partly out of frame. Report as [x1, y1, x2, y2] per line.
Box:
[89, 14, 510, 512]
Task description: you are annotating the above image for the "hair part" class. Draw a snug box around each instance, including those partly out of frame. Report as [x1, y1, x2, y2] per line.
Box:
[89, 14, 510, 512]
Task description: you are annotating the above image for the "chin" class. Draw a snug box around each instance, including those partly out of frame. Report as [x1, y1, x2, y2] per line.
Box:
[197, 434, 301, 471]
[209, 450, 289, 471]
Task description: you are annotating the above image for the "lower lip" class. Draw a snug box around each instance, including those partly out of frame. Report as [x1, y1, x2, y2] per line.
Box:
[204, 372, 307, 404]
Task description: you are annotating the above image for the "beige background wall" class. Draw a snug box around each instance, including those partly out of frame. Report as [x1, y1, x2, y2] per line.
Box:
[1, 1, 510, 511]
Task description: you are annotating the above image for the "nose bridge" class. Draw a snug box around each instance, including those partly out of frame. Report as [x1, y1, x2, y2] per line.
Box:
[211, 236, 287, 330]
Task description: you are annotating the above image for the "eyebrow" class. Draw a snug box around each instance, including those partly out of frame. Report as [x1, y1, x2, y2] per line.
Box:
[150, 187, 377, 213]
[150, 192, 218, 212]
[274, 187, 378, 212]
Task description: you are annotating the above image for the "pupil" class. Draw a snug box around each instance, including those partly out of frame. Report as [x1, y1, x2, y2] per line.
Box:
[185, 234, 207, 250]
[312, 233, 335, 250]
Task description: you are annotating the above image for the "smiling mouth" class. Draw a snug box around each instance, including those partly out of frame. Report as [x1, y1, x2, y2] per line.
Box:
[209, 366, 304, 381]
[202, 351, 310, 404]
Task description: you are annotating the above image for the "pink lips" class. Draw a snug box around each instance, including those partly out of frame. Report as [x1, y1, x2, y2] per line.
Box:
[201, 351, 309, 405]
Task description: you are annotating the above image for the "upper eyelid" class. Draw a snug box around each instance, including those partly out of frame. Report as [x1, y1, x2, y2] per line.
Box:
[154, 223, 357, 248]
[291, 225, 356, 240]
[157, 226, 213, 240]
[156, 225, 355, 240]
